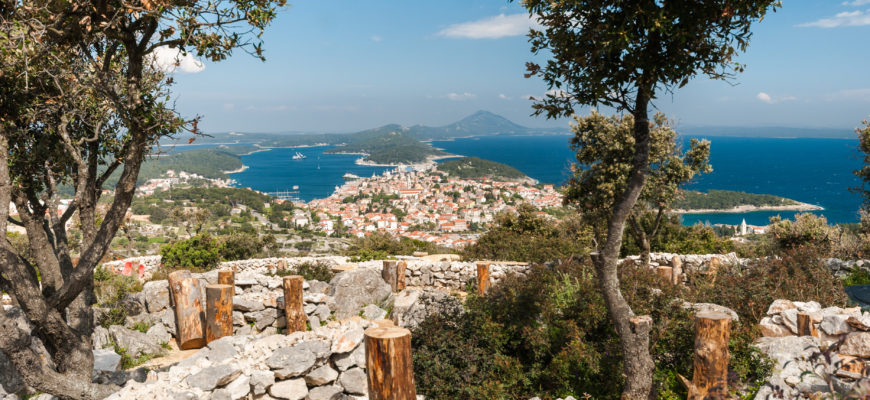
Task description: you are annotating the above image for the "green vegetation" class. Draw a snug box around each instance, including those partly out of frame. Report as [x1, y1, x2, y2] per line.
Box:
[324, 130, 445, 164]
[672, 190, 799, 210]
[104, 149, 243, 187]
[93, 267, 144, 329]
[412, 261, 774, 400]
[344, 232, 455, 262]
[843, 267, 870, 287]
[271, 260, 335, 282]
[436, 157, 528, 181]
[159, 232, 279, 273]
[462, 205, 591, 263]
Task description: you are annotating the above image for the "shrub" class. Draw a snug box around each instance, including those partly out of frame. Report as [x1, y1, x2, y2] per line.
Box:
[345, 232, 453, 260]
[842, 266, 870, 287]
[461, 205, 592, 263]
[94, 266, 143, 328]
[218, 232, 266, 261]
[272, 260, 335, 282]
[159, 234, 223, 271]
[621, 216, 734, 257]
[767, 213, 836, 255]
[412, 261, 772, 400]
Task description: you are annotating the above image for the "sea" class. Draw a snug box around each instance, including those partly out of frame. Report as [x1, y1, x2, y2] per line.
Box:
[207, 134, 864, 227]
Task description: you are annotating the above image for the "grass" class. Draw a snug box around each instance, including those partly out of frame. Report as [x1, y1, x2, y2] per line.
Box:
[843, 266, 870, 286]
[111, 342, 156, 370]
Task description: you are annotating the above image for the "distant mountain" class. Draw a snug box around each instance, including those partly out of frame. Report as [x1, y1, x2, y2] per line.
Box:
[167, 111, 568, 147]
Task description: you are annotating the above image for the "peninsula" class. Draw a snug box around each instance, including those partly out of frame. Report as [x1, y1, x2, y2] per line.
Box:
[671, 189, 823, 214]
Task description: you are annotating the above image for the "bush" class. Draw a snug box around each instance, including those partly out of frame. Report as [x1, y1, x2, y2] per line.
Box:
[621, 216, 734, 257]
[218, 232, 269, 261]
[412, 261, 772, 400]
[345, 232, 454, 261]
[842, 266, 870, 287]
[768, 213, 836, 255]
[159, 234, 222, 271]
[94, 266, 143, 328]
[461, 205, 592, 263]
[272, 260, 335, 282]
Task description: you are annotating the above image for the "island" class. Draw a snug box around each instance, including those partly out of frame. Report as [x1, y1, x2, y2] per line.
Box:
[323, 128, 450, 165]
[671, 189, 823, 214]
[436, 157, 534, 183]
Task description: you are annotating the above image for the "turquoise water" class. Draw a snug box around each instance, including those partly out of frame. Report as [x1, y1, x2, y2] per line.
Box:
[430, 135, 864, 226]
[215, 134, 864, 226]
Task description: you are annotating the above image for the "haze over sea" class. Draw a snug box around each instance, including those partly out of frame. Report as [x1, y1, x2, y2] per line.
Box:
[229, 132, 864, 226]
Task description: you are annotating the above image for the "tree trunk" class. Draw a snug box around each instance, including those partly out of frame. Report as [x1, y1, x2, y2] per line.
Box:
[205, 284, 233, 343]
[640, 236, 651, 268]
[364, 325, 417, 400]
[593, 95, 655, 400]
[283, 275, 306, 333]
[169, 275, 205, 350]
[682, 312, 731, 400]
[381, 260, 398, 292]
[655, 266, 673, 283]
[476, 262, 491, 296]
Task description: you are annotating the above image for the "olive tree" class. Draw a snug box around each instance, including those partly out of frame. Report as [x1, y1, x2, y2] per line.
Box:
[0, 0, 285, 398]
[518, 1, 779, 397]
[564, 112, 711, 267]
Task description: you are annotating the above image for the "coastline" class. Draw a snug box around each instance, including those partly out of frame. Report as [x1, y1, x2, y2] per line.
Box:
[672, 202, 824, 215]
[224, 165, 249, 174]
[354, 154, 462, 170]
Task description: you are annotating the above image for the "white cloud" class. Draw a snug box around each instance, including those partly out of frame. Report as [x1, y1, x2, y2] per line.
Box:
[371, 35, 383, 42]
[446, 92, 476, 101]
[150, 46, 205, 74]
[756, 92, 797, 104]
[798, 9, 870, 28]
[223, 103, 234, 111]
[437, 13, 540, 39]
[498, 94, 510, 100]
[843, 0, 870, 6]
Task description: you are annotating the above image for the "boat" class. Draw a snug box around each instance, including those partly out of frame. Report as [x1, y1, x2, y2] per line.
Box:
[342, 173, 360, 181]
[292, 152, 306, 160]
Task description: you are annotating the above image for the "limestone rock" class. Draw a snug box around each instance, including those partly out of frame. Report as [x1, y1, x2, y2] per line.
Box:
[234, 297, 266, 312]
[307, 385, 343, 400]
[224, 374, 251, 400]
[185, 365, 241, 391]
[333, 341, 366, 371]
[338, 368, 367, 395]
[305, 364, 339, 386]
[250, 370, 276, 395]
[840, 332, 870, 357]
[781, 308, 799, 334]
[820, 314, 852, 336]
[266, 346, 316, 378]
[108, 325, 163, 358]
[328, 269, 391, 319]
[759, 317, 791, 338]
[767, 299, 797, 315]
[93, 349, 122, 372]
[247, 308, 278, 331]
[361, 304, 387, 321]
[269, 378, 308, 400]
[92, 326, 111, 350]
[146, 324, 171, 345]
[331, 327, 364, 354]
[143, 280, 171, 313]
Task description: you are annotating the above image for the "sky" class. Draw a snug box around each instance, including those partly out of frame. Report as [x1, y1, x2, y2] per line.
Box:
[161, 0, 870, 134]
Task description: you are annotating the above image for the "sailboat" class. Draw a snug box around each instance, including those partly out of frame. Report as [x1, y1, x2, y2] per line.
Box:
[292, 151, 306, 160]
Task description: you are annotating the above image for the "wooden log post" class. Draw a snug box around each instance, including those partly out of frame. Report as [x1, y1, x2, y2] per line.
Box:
[217, 270, 234, 287]
[680, 312, 731, 400]
[670, 255, 683, 285]
[797, 312, 819, 337]
[167, 270, 192, 310]
[205, 284, 233, 343]
[396, 261, 408, 291]
[382, 260, 399, 292]
[364, 326, 417, 400]
[476, 262, 491, 296]
[170, 276, 206, 350]
[283, 275, 306, 333]
[656, 266, 673, 283]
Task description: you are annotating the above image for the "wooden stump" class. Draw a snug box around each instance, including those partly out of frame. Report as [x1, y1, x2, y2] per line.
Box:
[217, 270, 234, 287]
[374, 319, 395, 328]
[277, 259, 287, 271]
[656, 266, 673, 282]
[476, 262, 491, 296]
[382, 260, 399, 292]
[681, 312, 731, 400]
[798, 312, 819, 337]
[170, 276, 205, 350]
[205, 284, 233, 343]
[670, 256, 683, 285]
[396, 261, 407, 291]
[167, 270, 192, 310]
[364, 326, 417, 400]
[283, 275, 306, 333]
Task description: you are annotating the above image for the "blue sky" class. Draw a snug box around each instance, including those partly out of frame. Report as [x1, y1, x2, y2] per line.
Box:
[162, 0, 870, 133]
